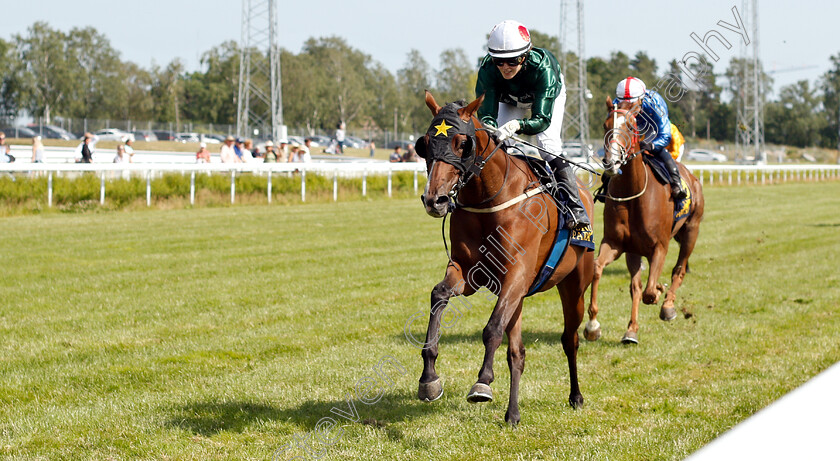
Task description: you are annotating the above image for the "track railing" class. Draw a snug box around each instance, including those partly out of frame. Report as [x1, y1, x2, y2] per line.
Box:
[0, 162, 838, 207]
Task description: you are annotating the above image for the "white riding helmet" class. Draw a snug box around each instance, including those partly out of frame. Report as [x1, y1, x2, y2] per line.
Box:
[487, 20, 532, 58]
[616, 77, 646, 101]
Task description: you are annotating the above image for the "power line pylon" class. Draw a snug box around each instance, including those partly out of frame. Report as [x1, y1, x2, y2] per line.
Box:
[237, 0, 283, 141]
[559, 0, 590, 150]
[735, 0, 764, 163]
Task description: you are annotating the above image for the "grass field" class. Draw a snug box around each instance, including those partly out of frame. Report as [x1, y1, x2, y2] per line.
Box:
[1, 181, 839, 460]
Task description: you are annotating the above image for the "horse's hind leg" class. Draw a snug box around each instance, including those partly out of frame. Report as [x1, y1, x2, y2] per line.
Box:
[558, 260, 588, 408]
[585, 241, 622, 341]
[504, 306, 525, 426]
[623, 253, 645, 344]
[662, 219, 701, 320]
[417, 262, 470, 402]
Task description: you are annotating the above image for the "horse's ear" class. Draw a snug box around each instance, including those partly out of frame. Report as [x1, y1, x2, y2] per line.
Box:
[605, 96, 613, 113]
[425, 90, 441, 116]
[458, 94, 485, 122]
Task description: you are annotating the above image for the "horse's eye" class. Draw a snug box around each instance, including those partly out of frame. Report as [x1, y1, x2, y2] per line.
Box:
[459, 140, 468, 150]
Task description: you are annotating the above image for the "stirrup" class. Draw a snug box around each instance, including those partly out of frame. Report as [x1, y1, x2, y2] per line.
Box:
[671, 184, 687, 200]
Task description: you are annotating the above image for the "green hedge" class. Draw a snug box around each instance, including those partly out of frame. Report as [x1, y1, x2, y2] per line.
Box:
[0, 171, 427, 214]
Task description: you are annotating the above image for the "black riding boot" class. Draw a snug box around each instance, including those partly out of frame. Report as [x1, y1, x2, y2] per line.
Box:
[653, 147, 687, 200]
[548, 157, 590, 230]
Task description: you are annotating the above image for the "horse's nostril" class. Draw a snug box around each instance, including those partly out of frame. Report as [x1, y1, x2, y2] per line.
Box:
[434, 195, 450, 205]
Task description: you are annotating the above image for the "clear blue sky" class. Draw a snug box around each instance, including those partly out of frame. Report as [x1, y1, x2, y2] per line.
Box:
[6, 0, 838, 95]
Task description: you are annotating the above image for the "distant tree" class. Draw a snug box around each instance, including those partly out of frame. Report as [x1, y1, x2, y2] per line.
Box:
[436, 48, 475, 105]
[64, 26, 126, 119]
[181, 41, 238, 125]
[819, 53, 840, 149]
[150, 59, 185, 124]
[0, 38, 22, 118]
[528, 29, 560, 58]
[365, 62, 399, 135]
[302, 37, 374, 128]
[765, 80, 825, 148]
[14, 22, 73, 123]
[630, 51, 658, 88]
[397, 49, 433, 134]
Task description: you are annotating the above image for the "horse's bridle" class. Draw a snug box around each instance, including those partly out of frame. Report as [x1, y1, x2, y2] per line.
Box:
[417, 104, 508, 208]
[602, 102, 650, 201]
[604, 103, 642, 172]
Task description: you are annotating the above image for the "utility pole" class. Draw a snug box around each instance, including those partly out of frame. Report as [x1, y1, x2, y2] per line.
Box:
[237, 0, 284, 141]
[735, 0, 764, 163]
[559, 0, 590, 152]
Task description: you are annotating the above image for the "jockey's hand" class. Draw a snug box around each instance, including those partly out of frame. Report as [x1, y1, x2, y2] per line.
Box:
[496, 120, 521, 142]
[639, 140, 653, 153]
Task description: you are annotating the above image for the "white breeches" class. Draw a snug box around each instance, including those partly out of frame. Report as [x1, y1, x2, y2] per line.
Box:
[496, 83, 566, 161]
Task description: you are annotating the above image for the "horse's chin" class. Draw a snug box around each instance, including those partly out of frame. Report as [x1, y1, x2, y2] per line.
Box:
[424, 206, 448, 218]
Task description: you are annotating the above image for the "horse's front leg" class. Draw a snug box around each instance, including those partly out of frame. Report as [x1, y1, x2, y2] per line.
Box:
[417, 262, 469, 402]
[504, 302, 525, 426]
[623, 253, 644, 344]
[467, 284, 527, 403]
[585, 241, 622, 341]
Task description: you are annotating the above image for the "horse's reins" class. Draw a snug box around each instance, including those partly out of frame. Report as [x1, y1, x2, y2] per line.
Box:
[603, 103, 648, 201]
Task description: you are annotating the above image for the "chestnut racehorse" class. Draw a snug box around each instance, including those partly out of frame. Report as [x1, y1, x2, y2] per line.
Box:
[416, 91, 594, 425]
[584, 98, 705, 344]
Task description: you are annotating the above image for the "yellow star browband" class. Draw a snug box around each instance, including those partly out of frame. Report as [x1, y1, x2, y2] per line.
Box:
[433, 120, 453, 137]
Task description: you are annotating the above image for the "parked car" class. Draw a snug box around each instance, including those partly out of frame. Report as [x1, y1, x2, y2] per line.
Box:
[153, 130, 176, 141]
[174, 132, 200, 143]
[91, 128, 132, 141]
[0, 126, 39, 138]
[197, 134, 221, 144]
[287, 136, 306, 145]
[305, 135, 332, 147]
[343, 136, 366, 149]
[561, 141, 595, 164]
[132, 130, 158, 142]
[28, 124, 75, 140]
[386, 140, 414, 150]
[685, 149, 727, 162]
[199, 134, 225, 144]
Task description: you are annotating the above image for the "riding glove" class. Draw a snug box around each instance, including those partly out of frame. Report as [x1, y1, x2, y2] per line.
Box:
[496, 120, 521, 141]
[639, 140, 653, 153]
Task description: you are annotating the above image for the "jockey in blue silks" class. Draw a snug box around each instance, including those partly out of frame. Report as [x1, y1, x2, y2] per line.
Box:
[613, 76, 687, 200]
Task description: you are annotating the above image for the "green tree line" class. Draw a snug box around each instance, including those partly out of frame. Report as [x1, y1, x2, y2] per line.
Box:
[0, 22, 838, 149]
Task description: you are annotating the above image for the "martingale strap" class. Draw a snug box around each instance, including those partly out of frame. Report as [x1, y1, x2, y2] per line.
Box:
[459, 185, 546, 213]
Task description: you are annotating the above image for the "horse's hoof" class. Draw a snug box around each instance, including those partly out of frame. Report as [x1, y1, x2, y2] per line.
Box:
[621, 331, 639, 344]
[466, 383, 493, 403]
[418, 378, 443, 402]
[504, 410, 520, 427]
[569, 394, 584, 409]
[660, 306, 677, 321]
[583, 320, 601, 341]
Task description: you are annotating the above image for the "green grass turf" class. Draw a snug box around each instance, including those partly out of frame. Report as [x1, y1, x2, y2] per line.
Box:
[1, 181, 839, 460]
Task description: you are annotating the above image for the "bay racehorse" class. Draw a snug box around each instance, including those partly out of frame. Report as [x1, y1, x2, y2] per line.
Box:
[584, 98, 705, 344]
[415, 91, 594, 425]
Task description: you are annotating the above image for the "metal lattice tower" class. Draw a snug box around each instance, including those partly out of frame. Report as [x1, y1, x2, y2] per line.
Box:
[735, 0, 764, 162]
[237, 0, 283, 140]
[558, 0, 589, 148]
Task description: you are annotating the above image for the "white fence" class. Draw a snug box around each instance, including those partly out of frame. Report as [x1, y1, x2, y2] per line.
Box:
[0, 162, 428, 206]
[0, 162, 838, 208]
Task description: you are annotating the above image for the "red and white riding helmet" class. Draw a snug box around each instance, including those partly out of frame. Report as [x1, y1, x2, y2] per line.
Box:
[487, 20, 532, 58]
[616, 77, 647, 101]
